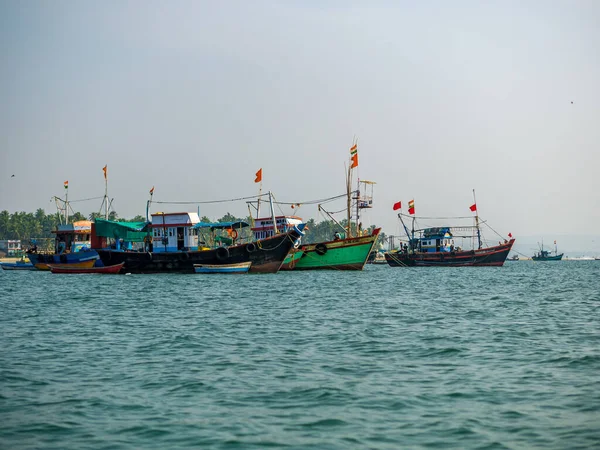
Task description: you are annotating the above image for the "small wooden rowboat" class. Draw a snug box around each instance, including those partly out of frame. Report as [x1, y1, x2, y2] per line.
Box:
[50, 262, 124, 274]
[193, 262, 252, 274]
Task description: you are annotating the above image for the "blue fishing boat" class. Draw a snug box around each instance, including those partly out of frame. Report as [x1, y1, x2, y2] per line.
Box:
[26, 220, 99, 268]
[0, 260, 35, 270]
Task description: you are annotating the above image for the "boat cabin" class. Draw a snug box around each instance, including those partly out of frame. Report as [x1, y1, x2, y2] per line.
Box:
[193, 221, 250, 249]
[251, 215, 303, 241]
[411, 227, 455, 253]
[53, 220, 92, 254]
[150, 212, 200, 252]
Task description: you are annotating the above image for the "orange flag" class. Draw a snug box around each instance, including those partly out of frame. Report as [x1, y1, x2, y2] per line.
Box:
[103, 165, 107, 180]
[149, 186, 154, 195]
[255, 168, 262, 183]
[64, 180, 69, 189]
[350, 144, 358, 168]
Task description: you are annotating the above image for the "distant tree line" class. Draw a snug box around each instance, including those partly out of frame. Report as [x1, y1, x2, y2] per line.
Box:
[0, 209, 386, 249]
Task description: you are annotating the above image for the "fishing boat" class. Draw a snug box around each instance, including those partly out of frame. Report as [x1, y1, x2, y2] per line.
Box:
[532, 240, 563, 261]
[92, 194, 305, 274]
[0, 259, 35, 270]
[385, 192, 514, 267]
[506, 254, 520, 261]
[50, 262, 124, 274]
[280, 143, 381, 271]
[193, 262, 252, 274]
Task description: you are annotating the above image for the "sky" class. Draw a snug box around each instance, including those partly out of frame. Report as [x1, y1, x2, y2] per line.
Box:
[1, 0, 599, 248]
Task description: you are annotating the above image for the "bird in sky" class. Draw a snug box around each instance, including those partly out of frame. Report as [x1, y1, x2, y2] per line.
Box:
[571, 101, 574, 104]
[11, 174, 15, 177]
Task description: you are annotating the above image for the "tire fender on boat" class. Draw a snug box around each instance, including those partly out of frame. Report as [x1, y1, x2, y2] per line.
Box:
[246, 243, 257, 253]
[315, 243, 328, 256]
[216, 247, 229, 261]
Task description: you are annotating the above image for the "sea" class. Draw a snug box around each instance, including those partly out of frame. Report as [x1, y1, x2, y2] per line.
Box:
[1, 261, 599, 450]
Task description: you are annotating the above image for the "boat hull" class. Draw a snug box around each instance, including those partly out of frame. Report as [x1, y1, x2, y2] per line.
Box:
[194, 262, 251, 274]
[50, 263, 124, 274]
[280, 228, 381, 271]
[1, 261, 35, 270]
[95, 227, 303, 274]
[385, 239, 515, 267]
[36, 259, 97, 271]
[532, 253, 563, 261]
[26, 250, 99, 266]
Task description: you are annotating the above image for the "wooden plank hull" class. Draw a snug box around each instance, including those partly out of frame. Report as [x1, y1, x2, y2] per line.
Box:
[95, 226, 304, 274]
[385, 239, 515, 267]
[194, 262, 251, 274]
[40, 260, 97, 272]
[50, 262, 124, 274]
[280, 228, 381, 271]
[26, 250, 99, 266]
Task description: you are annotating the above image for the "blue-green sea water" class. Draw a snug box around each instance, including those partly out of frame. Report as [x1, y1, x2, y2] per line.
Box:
[1, 261, 599, 449]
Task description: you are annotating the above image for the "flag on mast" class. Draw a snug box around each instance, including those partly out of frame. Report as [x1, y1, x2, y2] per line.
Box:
[408, 199, 415, 215]
[149, 186, 154, 195]
[469, 203, 477, 212]
[393, 201, 402, 211]
[64, 180, 69, 189]
[103, 165, 107, 180]
[350, 144, 358, 169]
[255, 168, 262, 183]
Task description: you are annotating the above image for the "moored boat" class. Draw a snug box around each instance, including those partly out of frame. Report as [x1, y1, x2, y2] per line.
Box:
[193, 262, 251, 274]
[532, 240, 563, 261]
[385, 192, 514, 267]
[93, 210, 305, 274]
[26, 220, 99, 268]
[280, 143, 380, 271]
[50, 262, 124, 274]
[0, 260, 35, 270]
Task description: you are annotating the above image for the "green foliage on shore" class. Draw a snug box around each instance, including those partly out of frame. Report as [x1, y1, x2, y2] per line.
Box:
[0, 209, 386, 248]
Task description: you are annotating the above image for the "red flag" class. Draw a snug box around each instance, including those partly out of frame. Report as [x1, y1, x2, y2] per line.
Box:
[408, 199, 415, 215]
[469, 203, 477, 212]
[508, 232, 512, 238]
[393, 201, 401, 211]
[149, 186, 154, 195]
[350, 153, 358, 169]
[103, 165, 107, 180]
[254, 168, 262, 183]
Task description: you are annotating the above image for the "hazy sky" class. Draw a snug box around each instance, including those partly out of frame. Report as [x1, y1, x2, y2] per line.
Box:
[1, 0, 599, 240]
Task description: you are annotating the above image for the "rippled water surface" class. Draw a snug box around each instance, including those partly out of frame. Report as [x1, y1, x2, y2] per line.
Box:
[1, 261, 599, 449]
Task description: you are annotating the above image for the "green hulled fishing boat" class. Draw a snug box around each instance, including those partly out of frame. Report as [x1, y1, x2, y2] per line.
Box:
[532, 240, 563, 261]
[280, 142, 380, 271]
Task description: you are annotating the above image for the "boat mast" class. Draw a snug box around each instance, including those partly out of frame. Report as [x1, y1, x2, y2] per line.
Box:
[473, 189, 481, 249]
[104, 167, 109, 220]
[64, 183, 69, 224]
[398, 213, 412, 252]
[268, 191, 278, 234]
[346, 161, 352, 238]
